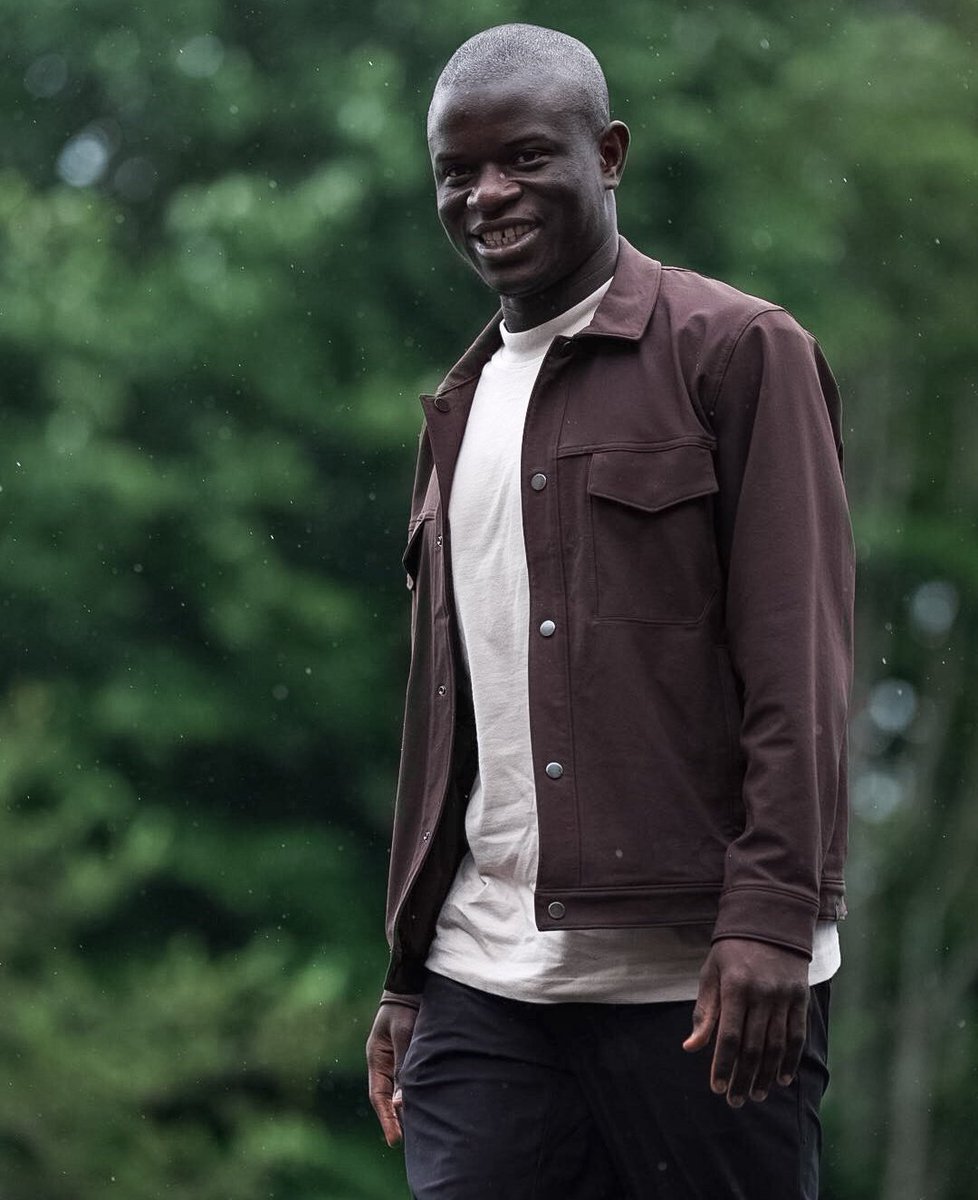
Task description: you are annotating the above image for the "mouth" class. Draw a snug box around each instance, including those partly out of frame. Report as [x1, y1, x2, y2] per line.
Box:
[471, 222, 538, 258]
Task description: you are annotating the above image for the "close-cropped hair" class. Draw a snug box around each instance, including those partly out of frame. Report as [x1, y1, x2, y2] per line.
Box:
[430, 23, 612, 135]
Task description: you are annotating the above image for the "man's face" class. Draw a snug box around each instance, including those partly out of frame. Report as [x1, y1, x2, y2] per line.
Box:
[427, 72, 623, 304]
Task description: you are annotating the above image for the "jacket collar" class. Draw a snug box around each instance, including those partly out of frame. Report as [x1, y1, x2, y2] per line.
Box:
[429, 236, 662, 397]
[577, 237, 662, 342]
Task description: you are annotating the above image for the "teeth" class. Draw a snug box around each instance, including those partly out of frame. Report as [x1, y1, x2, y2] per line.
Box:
[481, 223, 532, 248]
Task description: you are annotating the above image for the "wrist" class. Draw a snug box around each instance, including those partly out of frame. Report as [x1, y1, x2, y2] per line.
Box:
[380, 989, 422, 1011]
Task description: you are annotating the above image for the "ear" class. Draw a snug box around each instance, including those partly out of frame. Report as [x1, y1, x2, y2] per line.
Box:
[598, 121, 630, 190]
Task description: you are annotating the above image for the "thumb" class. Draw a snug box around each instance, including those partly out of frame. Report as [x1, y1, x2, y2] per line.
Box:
[683, 966, 720, 1052]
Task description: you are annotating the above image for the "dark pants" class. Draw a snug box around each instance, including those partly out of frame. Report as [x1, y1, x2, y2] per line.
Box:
[399, 973, 830, 1200]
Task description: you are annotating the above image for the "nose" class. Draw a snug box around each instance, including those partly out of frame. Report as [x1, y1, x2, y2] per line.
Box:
[467, 164, 520, 212]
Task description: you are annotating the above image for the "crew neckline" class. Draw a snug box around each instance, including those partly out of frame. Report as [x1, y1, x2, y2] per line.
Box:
[495, 279, 613, 367]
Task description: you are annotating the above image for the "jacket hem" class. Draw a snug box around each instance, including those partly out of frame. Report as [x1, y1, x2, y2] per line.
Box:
[534, 882, 724, 930]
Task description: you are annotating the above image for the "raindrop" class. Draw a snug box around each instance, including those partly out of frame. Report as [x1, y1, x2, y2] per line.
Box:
[24, 53, 68, 98]
[272, 684, 289, 701]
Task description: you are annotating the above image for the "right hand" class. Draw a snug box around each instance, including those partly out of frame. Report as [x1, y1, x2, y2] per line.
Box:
[366, 1001, 419, 1146]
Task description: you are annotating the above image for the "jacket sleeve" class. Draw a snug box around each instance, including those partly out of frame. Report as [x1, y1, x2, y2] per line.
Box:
[708, 307, 854, 958]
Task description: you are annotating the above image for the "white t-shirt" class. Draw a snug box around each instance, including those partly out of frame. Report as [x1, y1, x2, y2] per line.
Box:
[425, 282, 840, 1003]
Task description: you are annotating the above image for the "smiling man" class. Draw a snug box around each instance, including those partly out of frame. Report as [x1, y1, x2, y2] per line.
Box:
[366, 23, 854, 1200]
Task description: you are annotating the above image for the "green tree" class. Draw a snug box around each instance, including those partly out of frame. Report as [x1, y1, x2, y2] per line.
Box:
[1, 1, 976, 1197]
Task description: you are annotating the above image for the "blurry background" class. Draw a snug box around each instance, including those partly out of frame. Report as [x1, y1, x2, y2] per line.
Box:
[0, 0, 975, 1196]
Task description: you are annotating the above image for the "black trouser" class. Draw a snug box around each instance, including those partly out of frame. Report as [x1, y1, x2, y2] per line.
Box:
[399, 972, 831, 1200]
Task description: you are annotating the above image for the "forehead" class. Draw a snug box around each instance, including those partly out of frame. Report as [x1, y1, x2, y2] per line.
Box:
[428, 71, 587, 156]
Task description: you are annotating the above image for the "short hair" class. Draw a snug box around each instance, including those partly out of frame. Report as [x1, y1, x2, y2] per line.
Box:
[430, 24, 611, 135]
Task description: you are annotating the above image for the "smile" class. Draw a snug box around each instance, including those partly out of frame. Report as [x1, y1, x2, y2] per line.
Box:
[473, 223, 538, 257]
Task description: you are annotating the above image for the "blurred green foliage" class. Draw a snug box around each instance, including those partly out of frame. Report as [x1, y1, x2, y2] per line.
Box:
[0, 1, 976, 1197]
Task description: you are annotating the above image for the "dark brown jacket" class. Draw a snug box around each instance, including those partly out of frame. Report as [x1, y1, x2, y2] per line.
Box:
[383, 238, 854, 995]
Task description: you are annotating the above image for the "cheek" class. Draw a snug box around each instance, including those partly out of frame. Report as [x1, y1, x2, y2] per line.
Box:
[437, 202, 467, 244]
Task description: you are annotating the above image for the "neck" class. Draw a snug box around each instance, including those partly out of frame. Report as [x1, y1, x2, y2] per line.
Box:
[499, 228, 619, 333]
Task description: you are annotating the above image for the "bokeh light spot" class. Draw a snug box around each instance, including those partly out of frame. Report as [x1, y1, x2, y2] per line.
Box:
[24, 53, 68, 98]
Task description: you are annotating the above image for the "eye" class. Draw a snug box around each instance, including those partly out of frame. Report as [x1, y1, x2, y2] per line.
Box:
[513, 149, 544, 167]
[441, 163, 472, 184]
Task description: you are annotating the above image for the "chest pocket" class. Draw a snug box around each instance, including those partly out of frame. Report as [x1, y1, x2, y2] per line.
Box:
[587, 442, 720, 624]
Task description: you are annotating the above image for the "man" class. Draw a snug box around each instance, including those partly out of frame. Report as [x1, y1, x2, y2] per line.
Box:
[367, 23, 853, 1200]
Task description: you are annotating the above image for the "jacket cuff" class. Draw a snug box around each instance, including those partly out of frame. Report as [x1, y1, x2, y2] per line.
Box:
[712, 886, 819, 960]
[380, 989, 423, 1011]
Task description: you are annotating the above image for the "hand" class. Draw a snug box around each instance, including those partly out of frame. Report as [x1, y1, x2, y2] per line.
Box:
[682, 938, 809, 1107]
[366, 1000, 419, 1146]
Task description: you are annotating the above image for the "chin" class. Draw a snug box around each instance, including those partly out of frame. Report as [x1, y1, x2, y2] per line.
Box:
[478, 265, 554, 299]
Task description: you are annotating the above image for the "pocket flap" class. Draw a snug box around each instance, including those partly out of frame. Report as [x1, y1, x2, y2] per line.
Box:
[401, 514, 433, 590]
[587, 444, 718, 513]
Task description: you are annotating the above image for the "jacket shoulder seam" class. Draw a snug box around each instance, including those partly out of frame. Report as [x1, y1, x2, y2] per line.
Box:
[707, 306, 786, 420]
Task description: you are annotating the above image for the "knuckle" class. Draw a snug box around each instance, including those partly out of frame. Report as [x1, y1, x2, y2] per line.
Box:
[763, 1029, 786, 1052]
[723, 970, 751, 993]
[717, 1032, 741, 1055]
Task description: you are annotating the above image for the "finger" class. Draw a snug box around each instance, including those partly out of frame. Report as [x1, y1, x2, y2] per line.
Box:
[709, 994, 746, 1097]
[368, 1070, 403, 1147]
[392, 1022, 416, 1079]
[778, 989, 809, 1086]
[683, 974, 720, 1052]
[724, 1003, 769, 1107]
[751, 1007, 789, 1101]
